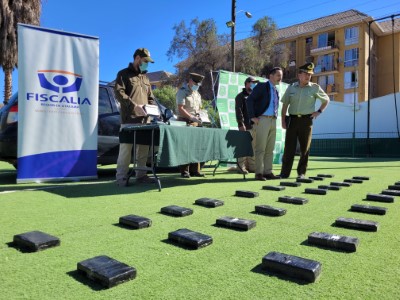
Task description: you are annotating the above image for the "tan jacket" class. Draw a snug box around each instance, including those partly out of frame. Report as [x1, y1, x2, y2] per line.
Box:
[114, 63, 154, 124]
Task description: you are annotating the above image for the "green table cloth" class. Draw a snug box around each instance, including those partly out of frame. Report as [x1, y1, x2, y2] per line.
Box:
[119, 124, 253, 167]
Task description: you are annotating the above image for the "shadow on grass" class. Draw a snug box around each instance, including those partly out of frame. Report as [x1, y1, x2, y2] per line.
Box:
[0, 171, 251, 198]
[193, 202, 224, 209]
[300, 240, 355, 253]
[160, 238, 200, 251]
[5, 242, 61, 254]
[5, 242, 33, 254]
[66, 270, 105, 291]
[331, 222, 378, 232]
[347, 208, 388, 216]
[211, 223, 253, 232]
[250, 211, 286, 217]
[112, 223, 152, 230]
[157, 211, 193, 218]
[362, 197, 394, 203]
[0, 167, 116, 187]
[250, 264, 310, 285]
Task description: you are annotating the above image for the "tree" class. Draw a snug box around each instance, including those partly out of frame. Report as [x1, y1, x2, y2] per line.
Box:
[0, 0, 42, 103]
[236, 16, 280, 76]
[167, 18, 230, 100]
[153, 85, 177, 112]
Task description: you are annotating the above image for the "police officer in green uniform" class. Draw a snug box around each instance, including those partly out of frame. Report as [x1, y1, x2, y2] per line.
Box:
[176, 72, 205, 178]
[279, 62, 330, 179]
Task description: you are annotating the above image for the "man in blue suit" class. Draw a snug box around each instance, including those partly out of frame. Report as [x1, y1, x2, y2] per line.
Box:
[247, 67, 283, 181]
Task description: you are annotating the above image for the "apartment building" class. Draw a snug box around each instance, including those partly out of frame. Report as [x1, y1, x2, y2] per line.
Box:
[146, 71, 174, 89]
[276, 9, 400, 104]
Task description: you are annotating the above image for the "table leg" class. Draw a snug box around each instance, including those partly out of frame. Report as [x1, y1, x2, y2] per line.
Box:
[235, 159, 246, 180]
[150, 128, 161, 191]
[125, 131, 138, 186]
[213, 161, 221, 176]
[213, 160, 246, 180]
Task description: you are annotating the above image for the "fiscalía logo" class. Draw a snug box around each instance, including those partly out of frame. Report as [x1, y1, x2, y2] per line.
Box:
[37, 70, 82, 93]
[26, 69, 91, 106]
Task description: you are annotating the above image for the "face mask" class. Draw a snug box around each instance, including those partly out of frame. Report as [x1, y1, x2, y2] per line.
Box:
[139, 62, 148, 72]
[250, 83, 256, 89]
[191, 84, 199, 92]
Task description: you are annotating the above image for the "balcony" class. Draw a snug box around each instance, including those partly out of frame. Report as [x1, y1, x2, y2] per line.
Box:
[310, 41, 339, 56]
[344, 82, 358, 89]
[313, 65, 339, 76]
[326, 83, 338, 95]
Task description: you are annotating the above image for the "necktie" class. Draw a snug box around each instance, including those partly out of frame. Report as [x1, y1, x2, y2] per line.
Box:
[273, 88, 279, 117]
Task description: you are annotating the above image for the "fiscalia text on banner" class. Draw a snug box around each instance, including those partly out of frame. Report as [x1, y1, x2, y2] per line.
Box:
[17, 24, 99, 183]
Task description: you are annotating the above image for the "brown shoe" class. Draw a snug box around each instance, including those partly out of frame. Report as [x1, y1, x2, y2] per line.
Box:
[255, 174, 267, 181]
[264, 173, 280, 180]
[136, 175, 156, 184]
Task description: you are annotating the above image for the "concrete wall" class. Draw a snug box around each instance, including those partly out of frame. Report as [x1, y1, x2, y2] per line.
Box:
[312, 92, 400, 138]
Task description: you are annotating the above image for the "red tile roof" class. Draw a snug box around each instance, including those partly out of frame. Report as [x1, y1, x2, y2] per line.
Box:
[276, 9, 371, 40]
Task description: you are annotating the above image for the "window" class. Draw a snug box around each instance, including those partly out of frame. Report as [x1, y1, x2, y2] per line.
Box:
[305, 37, 313, 57]
[344, 48, 359, 67]
[345, 26, 359, 45]
[151, 84, 157, 90]
[344, 71, 358, 89]
[317, 32, 335, 48]
[318, 33, 328, 48]
[344, 92, 358, 105]
[315, 54, 335, 72]
[289, 41, 296, 60]
[318, 75, 335, 92]
[98, 87, 112, 115]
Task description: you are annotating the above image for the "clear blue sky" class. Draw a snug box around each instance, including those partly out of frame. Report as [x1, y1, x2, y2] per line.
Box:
[1, 0, 399, 96]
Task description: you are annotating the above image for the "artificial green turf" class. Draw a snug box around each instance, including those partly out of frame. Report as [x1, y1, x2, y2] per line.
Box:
[0, 158, 399, 299]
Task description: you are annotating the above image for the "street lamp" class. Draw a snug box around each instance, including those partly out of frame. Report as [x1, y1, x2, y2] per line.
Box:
[226, 0, 252, 72]
[352, 68, 358, 157]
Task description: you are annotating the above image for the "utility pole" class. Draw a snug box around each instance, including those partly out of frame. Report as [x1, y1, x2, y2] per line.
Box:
[231, 0, 236, 72]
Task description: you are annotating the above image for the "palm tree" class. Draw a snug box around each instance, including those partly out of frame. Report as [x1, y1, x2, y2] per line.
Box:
[0, 0, 42, 104]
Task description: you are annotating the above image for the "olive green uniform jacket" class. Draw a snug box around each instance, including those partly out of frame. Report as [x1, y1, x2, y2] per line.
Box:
[114, 63, 154, 124]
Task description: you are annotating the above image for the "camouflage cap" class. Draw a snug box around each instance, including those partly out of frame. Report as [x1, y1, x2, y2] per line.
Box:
[299, 62, 314, 74]
[134, 48, 154, 63]
[189, 73, 205, 85]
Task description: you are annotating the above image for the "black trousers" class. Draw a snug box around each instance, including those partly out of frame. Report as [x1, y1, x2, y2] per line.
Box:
[280, 116, 313, 177]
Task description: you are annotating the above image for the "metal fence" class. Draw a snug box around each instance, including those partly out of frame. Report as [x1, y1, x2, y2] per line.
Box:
[310, 132, 400, 157]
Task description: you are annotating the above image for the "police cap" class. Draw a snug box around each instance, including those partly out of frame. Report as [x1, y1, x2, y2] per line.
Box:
[299, 62, 314, 74]
[189, 73, 205, 85]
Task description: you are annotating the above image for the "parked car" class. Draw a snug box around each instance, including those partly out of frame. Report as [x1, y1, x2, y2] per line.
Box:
[0, 82, 173, 169]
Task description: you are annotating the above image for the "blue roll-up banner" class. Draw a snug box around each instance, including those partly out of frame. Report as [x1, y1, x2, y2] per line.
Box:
[17, 24, 99, 183]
